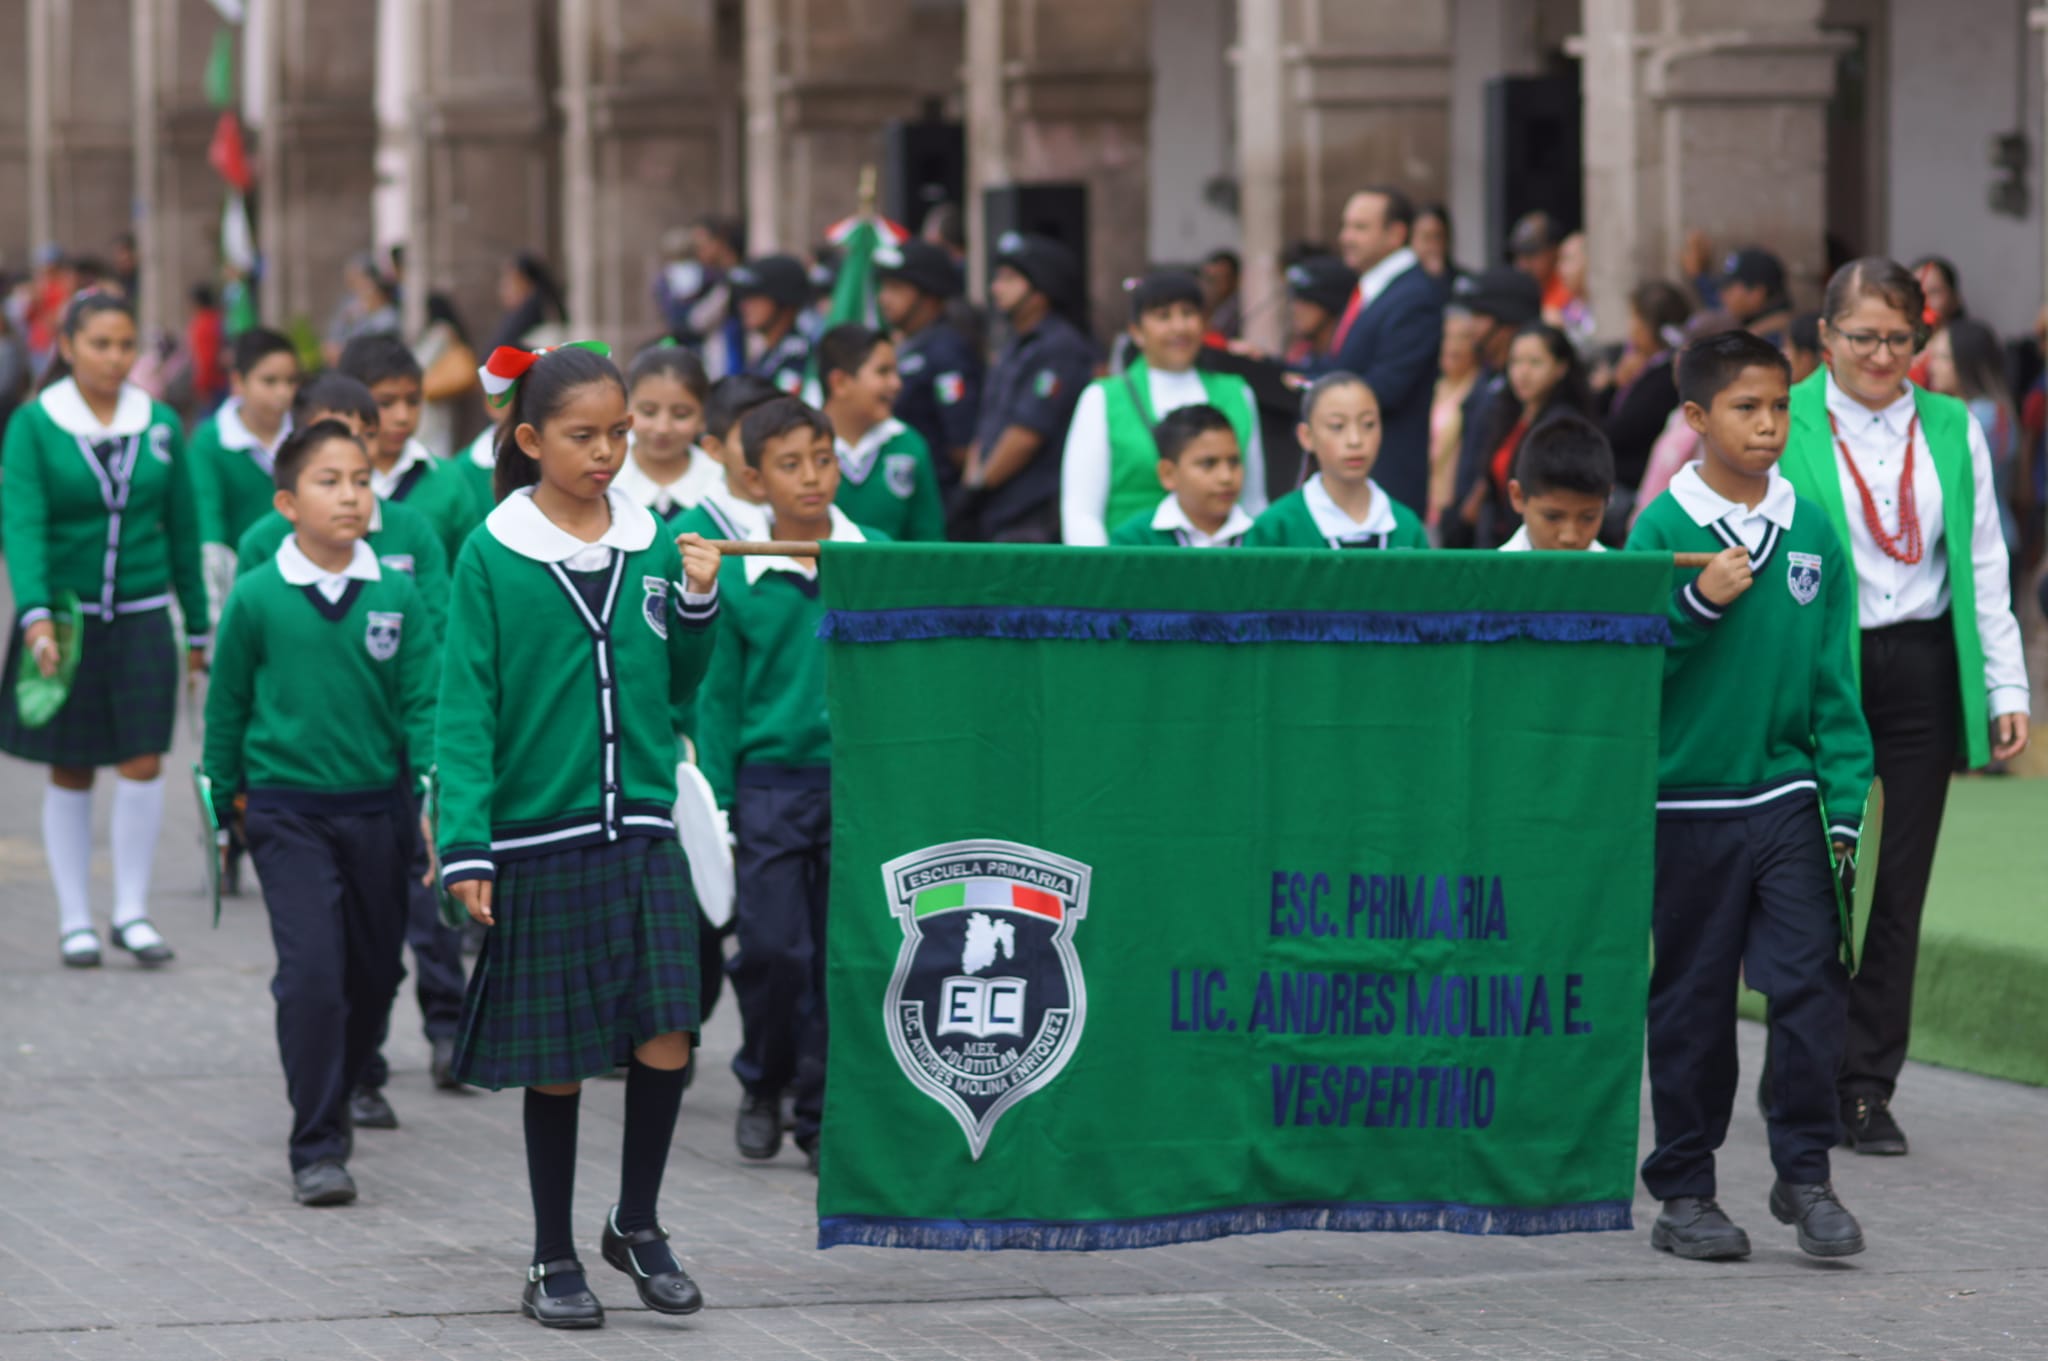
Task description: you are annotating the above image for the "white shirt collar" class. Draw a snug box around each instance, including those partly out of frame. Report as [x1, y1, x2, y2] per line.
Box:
[1823, 371, 1918, 442]
[369, 438, 438, 500]
[615, 441, 723, 513]
[466, 429, 497, 469]
[1303, 472, 1397, 540]
[39, 379, 154, 439]
[485, 486, 659, 563]
[1359, 247, 1420, 308]
[835, 418, 905, 485]
[1669, 462, 1798, 531]
[275, 535, 381, 601]
[1151, 494, 1252, 547]
[217, 397, 292, 457]
[1499, 524, 1608, 552]
[745, 505, 865, 583]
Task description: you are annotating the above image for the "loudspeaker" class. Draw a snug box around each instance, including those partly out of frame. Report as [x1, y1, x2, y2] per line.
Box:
[982, 181, 1090, 327]
[882, 119, 965, 232]
[1484, 74, 1583, 262]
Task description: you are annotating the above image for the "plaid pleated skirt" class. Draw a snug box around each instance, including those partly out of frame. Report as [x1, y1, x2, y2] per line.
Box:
[452, 835, 702, 1090]
[0, 607, 178, 768]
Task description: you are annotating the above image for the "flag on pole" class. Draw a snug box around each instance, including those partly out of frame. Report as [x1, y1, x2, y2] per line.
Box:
[208, 111, 253, 192]
[203, 28, 237, 109]
[801, 172, 907, 402]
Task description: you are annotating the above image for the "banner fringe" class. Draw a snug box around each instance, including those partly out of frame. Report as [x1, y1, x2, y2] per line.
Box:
[817, 1200, 1634, 1251]
[819, 607, 1669, 647]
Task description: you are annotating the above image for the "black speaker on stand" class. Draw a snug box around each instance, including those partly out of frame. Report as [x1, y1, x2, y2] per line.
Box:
[982, 182, 1091, 330]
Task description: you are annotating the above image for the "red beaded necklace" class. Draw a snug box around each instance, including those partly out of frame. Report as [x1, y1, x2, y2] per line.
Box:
[1828, 409, 1924, 565]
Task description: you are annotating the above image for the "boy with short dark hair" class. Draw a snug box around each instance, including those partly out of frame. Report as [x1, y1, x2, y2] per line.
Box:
[1109, 403, 1251, 547]
[695, 396, 887, 1173]
[673, 374, 781, 544]
[817, 323, 945, 541]
[190, 328, 301, 602]
[1626, 330, 1875, 1263]
[337, 334, 477, 563]
[1502, 413, 1613, 552]
[202, 420, 436, 1207]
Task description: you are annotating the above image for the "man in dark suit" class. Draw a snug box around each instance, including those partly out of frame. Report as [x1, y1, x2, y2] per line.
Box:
[1328, 186, 1444, 517]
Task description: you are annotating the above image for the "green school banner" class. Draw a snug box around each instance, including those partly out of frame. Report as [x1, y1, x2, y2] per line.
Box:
[817, 545, 1670, 1250]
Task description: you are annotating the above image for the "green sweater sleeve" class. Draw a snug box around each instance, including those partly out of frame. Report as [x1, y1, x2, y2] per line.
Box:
[903, 431, 945, 542]
[162, 416, 211, 642]
[1625, 512, 1720, 659]
[186, 420, 228, 548]
[235, 512, 286, 576]
[392, 576, 438, 781]
[1813, 532, 1875, 844]
[1, 411, 51, 619]
[407, 517, 451, 658]
[694, 569, 744, 810]
[414, 469, 477, 567]
[435, 541, 501, 885]
[667, 535, 721, 729]
[201, 584, 258, 821]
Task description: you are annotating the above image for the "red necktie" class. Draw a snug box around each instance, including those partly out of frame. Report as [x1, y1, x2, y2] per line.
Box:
[1329, 282, 1365, 353]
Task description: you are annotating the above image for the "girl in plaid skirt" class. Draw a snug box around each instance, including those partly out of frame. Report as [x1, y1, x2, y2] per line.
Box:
[0, 291, 210, 969]
[436, 342, 722, 1331]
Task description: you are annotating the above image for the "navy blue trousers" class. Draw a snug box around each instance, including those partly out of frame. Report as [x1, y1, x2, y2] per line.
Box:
[246, 803, 410, 1171]
[362, 808, 468, 1089]
[727, 772, 830, 1143]
[1643, 792, 1847, 1199]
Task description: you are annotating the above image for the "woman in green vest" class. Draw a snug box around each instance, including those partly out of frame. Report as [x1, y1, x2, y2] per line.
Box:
[1059, 271, 1264, 544]
[1776, 258, 2029, 1157]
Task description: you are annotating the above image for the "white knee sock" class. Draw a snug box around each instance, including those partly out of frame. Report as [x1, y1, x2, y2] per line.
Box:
[110, 775, 166, 928]
[43, 785, 95, 937]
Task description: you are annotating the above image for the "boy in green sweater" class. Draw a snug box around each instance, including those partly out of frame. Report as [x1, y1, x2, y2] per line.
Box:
[202, 420, 437, 1208]
[339, 334, 480, 565]
[1108, 403, 1251, 546]
[817, 323, 945, 541]
[189, 327, 299, 607]
[696, 396, 886, 1172]
[1626, 331, 1874, 1263]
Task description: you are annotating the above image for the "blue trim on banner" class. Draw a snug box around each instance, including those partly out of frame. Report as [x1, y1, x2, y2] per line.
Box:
[819, 607, 1670, 647]
[818, 1199, 1633, 1251]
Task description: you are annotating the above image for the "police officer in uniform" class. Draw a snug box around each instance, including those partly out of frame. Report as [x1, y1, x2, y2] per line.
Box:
[874, 240, 983, 533]
[960, 233, 1098, 542]
[729, 254, 814, 395]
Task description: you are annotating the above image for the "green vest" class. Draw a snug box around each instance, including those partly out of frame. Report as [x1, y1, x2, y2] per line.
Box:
[1778, 369, 1990, 768]
[1099, 361, 1257, 533]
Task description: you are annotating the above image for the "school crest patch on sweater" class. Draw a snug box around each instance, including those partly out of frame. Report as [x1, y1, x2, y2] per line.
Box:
[642, 576, 670, 639]
[886, 453, 917, 499]
[880, 839, 1091, 1158]
[365, 611, 403, 661]
[378, 554, 415, 577]
[1787, 551, 1821, 606]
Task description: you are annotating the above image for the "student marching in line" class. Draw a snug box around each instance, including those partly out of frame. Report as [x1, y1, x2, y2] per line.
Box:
[672, 374, 782, 545]
[1498, 413, 1613, 552]
[1061, 270, 1266, 545]
[338, 334, 480, 564]
[818, 323, 945, 541]
[0, 291, 209, 968]
[1246, 371, 1428, 549]
[449, 401, 512, 531]
[873, 239, 982, 513]
[696, 396, 888, 1173]
[189, 327, 299, 612]
[1626, 331, 1874, 1262]
[1108, 403, 1252, 547]
[728, 255, 813, 395]
[437, 343, 721, 1330]
[619, 344, 724, 525]
[202, 421, 436, 1207]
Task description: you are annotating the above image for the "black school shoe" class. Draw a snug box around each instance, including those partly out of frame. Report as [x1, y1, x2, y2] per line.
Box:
[1769, 1180, 1866, 1257]
[1840, 1095, 1908, 1155]
[521, 1259, 604, 1329]
[109, 919, 175, 966]
[1649, 1196, 1751, 1260]
[293, 1160, 357, 1206]
[736, 1090, 782, 1160]
[350, 1085, 399, 1129]
[430, 1036, 462, 1091]
[600, 1207, 704, 1315]
[59, 928, 102, 968]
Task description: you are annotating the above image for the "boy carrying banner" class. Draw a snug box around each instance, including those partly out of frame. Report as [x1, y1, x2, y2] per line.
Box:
[1499, 413, 1612, 552]
[1626, 331, 1874, 1260]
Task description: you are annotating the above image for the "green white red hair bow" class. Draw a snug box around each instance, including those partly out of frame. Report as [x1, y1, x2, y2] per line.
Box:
[478, 340, 612, 409]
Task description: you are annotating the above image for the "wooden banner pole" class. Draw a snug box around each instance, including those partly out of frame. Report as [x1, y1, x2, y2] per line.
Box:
[700, 541, 1725, 568]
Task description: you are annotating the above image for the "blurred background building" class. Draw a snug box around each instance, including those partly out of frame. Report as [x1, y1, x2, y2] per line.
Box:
[0, 0, 2040, 352]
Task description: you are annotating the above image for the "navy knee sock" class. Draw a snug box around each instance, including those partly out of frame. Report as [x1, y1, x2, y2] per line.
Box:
[617, 1059, 688, 1273]
[524, 1088, 585, 1297]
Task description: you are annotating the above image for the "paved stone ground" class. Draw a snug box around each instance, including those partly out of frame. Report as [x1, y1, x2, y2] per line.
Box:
[4, 724, 2047, 1361]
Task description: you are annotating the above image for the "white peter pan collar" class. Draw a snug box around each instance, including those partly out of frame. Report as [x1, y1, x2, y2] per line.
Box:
[1669, 462, 1798, 531]
[1151, 494, 1253, 546]
[1824, 371, 1918, 441]
[486, 486, 658, 564]
[835, 417, 905, 485]
[39, 379, 154, 439]
[745, 505, 864, 583]
[1303, 473, 1397, 540]
[467, 429, 497, 469]
[276, 535, 381, 601]
[616, 440, 723, 512]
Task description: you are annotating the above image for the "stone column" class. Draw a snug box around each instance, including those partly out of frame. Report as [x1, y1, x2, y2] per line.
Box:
[134, 0, 232, 338]
[27, 0, 137, 263]
[0, 1, 31, 268]
[404, 0, 559, 347]
[558, 0, 732, 351]
[1234, 0, 1286, 355]
[256, 0, 379, 331]
[1581, 0, 1844, 341]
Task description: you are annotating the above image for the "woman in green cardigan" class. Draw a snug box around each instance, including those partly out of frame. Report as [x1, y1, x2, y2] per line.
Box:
[1776, 258, 2029, 1156]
